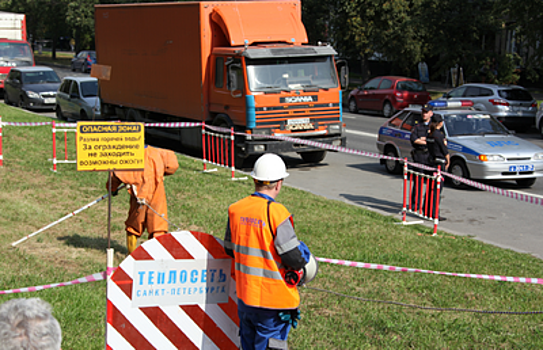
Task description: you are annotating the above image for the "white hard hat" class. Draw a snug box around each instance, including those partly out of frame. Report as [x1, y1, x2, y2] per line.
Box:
[251, 153, 289, 182]
[299, 253, 319, 285]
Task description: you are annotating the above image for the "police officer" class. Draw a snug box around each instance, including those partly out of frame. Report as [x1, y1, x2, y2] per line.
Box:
[410, 103, 433, 166]
[224, 153, 311, 350]
[427, 114, 450, 220]
[410, 103, 433, 210]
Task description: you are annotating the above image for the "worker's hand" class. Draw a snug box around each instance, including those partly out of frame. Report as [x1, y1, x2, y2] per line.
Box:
[278, 309, 301, 328]
[111, 189, 119, 197]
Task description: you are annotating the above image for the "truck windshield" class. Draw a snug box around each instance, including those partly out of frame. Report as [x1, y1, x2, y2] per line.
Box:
[0, 43, 33, 67]
[246, 56, 338, 92]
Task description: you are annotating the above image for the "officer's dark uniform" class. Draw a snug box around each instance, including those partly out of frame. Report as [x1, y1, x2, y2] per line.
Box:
[427, 114, 449, 219]
[409, 105, 433, 211]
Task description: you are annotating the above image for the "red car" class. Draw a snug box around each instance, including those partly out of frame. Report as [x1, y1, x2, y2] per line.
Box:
[347, 76, 431, 117]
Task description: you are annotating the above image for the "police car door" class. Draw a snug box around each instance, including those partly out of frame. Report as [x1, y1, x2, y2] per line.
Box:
[398, 112, 423, 159]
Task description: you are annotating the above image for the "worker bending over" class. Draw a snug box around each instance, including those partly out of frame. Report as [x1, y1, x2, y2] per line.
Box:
[224, 153, 313, 350]
[107, 145, 179, 253]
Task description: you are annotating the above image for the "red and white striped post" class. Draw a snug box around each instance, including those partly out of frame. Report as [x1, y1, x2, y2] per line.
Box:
[201, 122, 207, 171]
[52, 120, 57, 172]
[432, 165, 442, 236]
[230, 127, 235, 180]
[401, 158, 408, 223]
[0, 116, 3, 167]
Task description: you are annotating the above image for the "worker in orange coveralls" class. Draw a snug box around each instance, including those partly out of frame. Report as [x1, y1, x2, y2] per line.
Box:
[106, 145, 179, 253]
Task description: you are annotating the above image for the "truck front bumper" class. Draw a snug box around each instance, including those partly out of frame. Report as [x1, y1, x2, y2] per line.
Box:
[239, 134, 346, 157]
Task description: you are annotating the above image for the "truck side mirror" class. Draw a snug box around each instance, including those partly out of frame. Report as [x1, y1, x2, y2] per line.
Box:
[336, 60, 349, 91]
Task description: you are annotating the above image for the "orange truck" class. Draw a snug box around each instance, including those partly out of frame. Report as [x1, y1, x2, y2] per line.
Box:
[0, 12, 34, 89]
[94, 0, 348, 163]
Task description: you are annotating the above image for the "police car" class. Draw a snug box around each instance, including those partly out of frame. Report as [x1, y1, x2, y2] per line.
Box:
[376, 100, 543, 188]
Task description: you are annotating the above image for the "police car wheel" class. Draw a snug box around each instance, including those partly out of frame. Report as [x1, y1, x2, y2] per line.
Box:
[449, 159, 469, 189]
[516, 178, 536, 188]
[348, 98, 358, 114]
[384, 148, 401, 174]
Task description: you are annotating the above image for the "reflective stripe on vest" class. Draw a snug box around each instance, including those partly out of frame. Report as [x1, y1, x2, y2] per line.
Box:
[228, 195, 300, 309]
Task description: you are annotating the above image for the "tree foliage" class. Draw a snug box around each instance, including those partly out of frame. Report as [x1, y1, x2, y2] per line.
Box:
[0, 0, 540, 83]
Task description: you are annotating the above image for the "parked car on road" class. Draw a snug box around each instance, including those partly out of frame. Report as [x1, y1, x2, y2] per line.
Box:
[71, 50, 96, 73]
[4, 66, 61, 110]
[436, 83, 537, 131]
[56, 76, 100, 120]
[376, 100, 543, 188]
[348, 76, 431, 118]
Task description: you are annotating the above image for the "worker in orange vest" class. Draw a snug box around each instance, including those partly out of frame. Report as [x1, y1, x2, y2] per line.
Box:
[224, 153, 313, 350]
[107, 145, 179, 253]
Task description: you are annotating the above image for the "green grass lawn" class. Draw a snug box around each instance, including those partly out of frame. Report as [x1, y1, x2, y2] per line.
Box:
[1, 104, 543, 349]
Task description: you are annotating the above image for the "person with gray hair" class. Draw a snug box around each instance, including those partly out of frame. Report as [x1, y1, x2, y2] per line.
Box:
[0, 298, 62, 350]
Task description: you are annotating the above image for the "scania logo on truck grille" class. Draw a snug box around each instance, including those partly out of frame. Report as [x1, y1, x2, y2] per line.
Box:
[281, 95, 318, 103]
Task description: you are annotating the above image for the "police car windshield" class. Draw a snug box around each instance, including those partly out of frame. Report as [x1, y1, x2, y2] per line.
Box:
[245, 56, 338, 92]
[444, 113, 510, 136]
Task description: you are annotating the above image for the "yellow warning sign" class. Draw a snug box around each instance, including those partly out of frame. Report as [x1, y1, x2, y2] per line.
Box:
[76, 122, 145, 171]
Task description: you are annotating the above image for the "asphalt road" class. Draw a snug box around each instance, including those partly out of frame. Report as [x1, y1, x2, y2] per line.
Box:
[24, 64, 543, 259]
[283, 111, 543, 260]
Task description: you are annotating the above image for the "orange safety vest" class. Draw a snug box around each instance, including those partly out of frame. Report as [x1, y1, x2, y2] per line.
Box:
[228, 195, 300, 309]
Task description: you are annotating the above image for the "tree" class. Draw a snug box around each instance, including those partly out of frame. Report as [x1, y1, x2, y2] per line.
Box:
[499, 0, 543, 82]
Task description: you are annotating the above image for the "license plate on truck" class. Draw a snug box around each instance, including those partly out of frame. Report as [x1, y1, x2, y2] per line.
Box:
[288, 118, 310, 125]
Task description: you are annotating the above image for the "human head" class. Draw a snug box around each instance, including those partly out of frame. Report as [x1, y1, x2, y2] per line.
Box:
[251, 153, 289, 195]
[0, 298, 62, 350]
[421, 103, 433, 122]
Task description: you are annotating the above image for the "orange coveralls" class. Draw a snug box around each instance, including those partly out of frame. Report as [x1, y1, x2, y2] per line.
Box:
[106, 146, 179, 239]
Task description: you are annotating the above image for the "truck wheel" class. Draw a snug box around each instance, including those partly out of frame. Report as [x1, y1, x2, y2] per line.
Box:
[449, 159, 469, 189]
[80, 111, 88, 120]
[516, 178, 536, 187]
[126, 108, 142, 122]
[298, 151, 327, 163]
[3, 92, 10, 105]
[384, 147, 401, 174]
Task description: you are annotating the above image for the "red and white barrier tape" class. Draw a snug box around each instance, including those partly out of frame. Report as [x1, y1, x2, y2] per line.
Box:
[0, 270, 115, 295]
[316, 257, 543, 285]
[1, 121, 53, 126]
[144, 122, 202, 128]
[2, 121, 542, 205]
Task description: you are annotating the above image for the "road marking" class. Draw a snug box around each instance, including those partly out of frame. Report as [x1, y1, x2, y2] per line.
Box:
[346, 129, 378, 138]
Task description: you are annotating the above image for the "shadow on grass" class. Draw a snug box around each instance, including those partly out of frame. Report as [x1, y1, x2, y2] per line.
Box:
[57, 234, 128, 254]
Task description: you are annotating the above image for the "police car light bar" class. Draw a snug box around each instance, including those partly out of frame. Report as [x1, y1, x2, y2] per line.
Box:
[429, 100, 474, 108]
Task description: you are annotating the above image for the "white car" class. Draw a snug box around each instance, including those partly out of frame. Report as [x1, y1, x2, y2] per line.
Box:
[377, 100, 543, 188]
[56, 76, 100, 120]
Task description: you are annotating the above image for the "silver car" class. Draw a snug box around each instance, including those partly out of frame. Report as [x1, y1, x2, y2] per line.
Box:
[376, 101, 543, 188]
[56, 76, 101, 120]
[436, 83, 537, 131]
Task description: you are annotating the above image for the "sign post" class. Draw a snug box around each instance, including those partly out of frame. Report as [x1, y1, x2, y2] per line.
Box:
[75, 121, 145, 349]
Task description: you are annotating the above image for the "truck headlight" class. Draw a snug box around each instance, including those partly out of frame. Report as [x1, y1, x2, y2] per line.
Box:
[26, 90, 40, 99]
[533, 152, 543, 160]
[479, 154, 505, 162]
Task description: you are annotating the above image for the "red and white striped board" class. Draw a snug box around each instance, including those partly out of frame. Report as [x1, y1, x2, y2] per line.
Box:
[106, 231, 240, 349]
